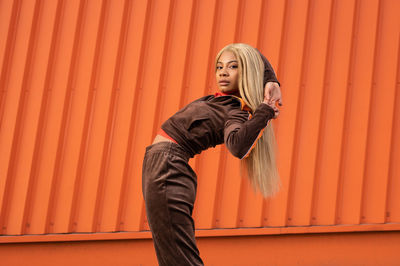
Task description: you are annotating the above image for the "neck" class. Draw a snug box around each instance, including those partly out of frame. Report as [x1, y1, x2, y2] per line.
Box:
[216, 90, 241, 97]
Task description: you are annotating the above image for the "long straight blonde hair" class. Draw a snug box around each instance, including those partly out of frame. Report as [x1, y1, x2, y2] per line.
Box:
[216, 43, 280, 197]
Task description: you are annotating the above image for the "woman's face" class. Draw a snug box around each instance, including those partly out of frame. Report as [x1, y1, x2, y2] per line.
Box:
[216, 50, 239, 94]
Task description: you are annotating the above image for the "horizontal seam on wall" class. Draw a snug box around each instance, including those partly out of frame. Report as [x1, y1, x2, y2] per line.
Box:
[1, 223, 399, 244]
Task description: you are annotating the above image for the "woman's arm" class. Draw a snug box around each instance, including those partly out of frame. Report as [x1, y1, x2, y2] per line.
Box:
[224, 103, 275, 159]
[257, 50, 283, 107]
[257, 50, 279, 86]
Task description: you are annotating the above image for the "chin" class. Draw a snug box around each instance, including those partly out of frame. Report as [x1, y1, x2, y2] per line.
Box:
[221, 87, 232, 92]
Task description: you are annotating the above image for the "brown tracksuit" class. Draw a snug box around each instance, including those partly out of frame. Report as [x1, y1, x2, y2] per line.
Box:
[142, 53, 278, 266]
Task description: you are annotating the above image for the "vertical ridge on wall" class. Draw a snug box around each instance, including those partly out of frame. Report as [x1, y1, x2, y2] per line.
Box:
[279, 0, 311, 227]
[1, 0, 41, 235]
[386, 34, 400, 223]
[178, 0, 197, 109]
[116, 0, 150, 232]
[292, 0, 333, 226]
[0, 0, 399, 237]
[68, 0, 106, 233]
[285, 0, 313, 227]
[21, 0, 61, 235]
[310, 0, 336, 226]
[92, 0, 129, 233]
[260, 0, 287, 227]
[335, 0, 360, 225]
[45, 0, 84, 234]
[338, 0, 380, 225]
[361, 0, 400, 225]
[45, 1, 85, 233]
[0, 0, 23, 235]
[315, 0, 355, 226]
[0, 0, 20, 132]
[360, 0, 384, 225]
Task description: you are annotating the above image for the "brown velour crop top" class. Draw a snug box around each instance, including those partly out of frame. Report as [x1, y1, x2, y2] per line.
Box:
[161, 51, 279, 159]
[161, 95, 275, 159]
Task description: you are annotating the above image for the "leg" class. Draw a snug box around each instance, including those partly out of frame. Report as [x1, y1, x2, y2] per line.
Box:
[142, 145, 203, 266]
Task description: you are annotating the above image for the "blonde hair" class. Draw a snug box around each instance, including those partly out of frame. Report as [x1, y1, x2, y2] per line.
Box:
[216, 43, 280, 197]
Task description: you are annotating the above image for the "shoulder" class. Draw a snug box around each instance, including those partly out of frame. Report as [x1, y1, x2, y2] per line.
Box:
[189, 94, 247, 112]
[192, 95, 214, 103]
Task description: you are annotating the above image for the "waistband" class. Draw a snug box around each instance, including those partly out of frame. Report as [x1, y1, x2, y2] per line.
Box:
[145, 141, 191, 161]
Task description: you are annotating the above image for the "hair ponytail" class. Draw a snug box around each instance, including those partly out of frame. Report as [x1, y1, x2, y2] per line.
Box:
[216, 43, 280, 197]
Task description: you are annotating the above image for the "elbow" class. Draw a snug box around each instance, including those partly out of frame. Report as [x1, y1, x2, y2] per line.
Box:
[225, 130, 250, 159]
[227, 146, 247, 159]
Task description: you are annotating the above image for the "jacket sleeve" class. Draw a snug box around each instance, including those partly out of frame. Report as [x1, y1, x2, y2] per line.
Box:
[224, 103, 275, 159]
[257, 49, 280, 87]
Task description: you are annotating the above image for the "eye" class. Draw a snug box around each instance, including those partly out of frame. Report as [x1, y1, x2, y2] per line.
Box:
[216, 66, 223, 70]
[230, 65, 238, 69]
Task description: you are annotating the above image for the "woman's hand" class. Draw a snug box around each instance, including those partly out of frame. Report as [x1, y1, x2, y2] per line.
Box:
[263, 81, 282, 106]
[262, 82, 282, 118]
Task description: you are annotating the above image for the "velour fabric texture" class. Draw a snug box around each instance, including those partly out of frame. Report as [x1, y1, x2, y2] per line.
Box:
[161, 95, 274, 159]
[142, 141, 204, 266]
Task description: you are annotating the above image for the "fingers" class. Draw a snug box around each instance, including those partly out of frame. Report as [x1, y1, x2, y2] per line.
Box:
[264, 94, 271, 104]
[267, 88, 283, 106]
[269, 97, 282, 107]
[273, 106, 279, 119]
[264, 81, 283, 109]
[264, 82, 274, 100]
[264, 91, 272, 104]
[272, 97, 283, 106]
[262, 101, 280, 119]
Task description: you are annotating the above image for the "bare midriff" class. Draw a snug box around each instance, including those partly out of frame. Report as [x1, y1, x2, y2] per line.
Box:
[152, 134, 174, 145]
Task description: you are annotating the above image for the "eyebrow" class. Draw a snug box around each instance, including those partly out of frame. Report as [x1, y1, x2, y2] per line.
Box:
[217, 60, 238, 64]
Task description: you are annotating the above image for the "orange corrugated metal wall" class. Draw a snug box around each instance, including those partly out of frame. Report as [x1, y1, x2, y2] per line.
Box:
[0, 0, 399, 255]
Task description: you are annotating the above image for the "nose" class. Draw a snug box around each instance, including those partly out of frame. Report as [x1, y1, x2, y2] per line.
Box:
[219, 67, 228, 76]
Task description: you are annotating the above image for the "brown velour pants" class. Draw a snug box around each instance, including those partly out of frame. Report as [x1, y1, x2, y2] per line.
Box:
[142, 141, 204, 266]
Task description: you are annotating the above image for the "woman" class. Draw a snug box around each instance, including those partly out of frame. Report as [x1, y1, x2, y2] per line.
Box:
[142, 43, 281, 265]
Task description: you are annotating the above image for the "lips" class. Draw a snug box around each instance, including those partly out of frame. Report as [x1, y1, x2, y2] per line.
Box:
[218, 80, 230, 86]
